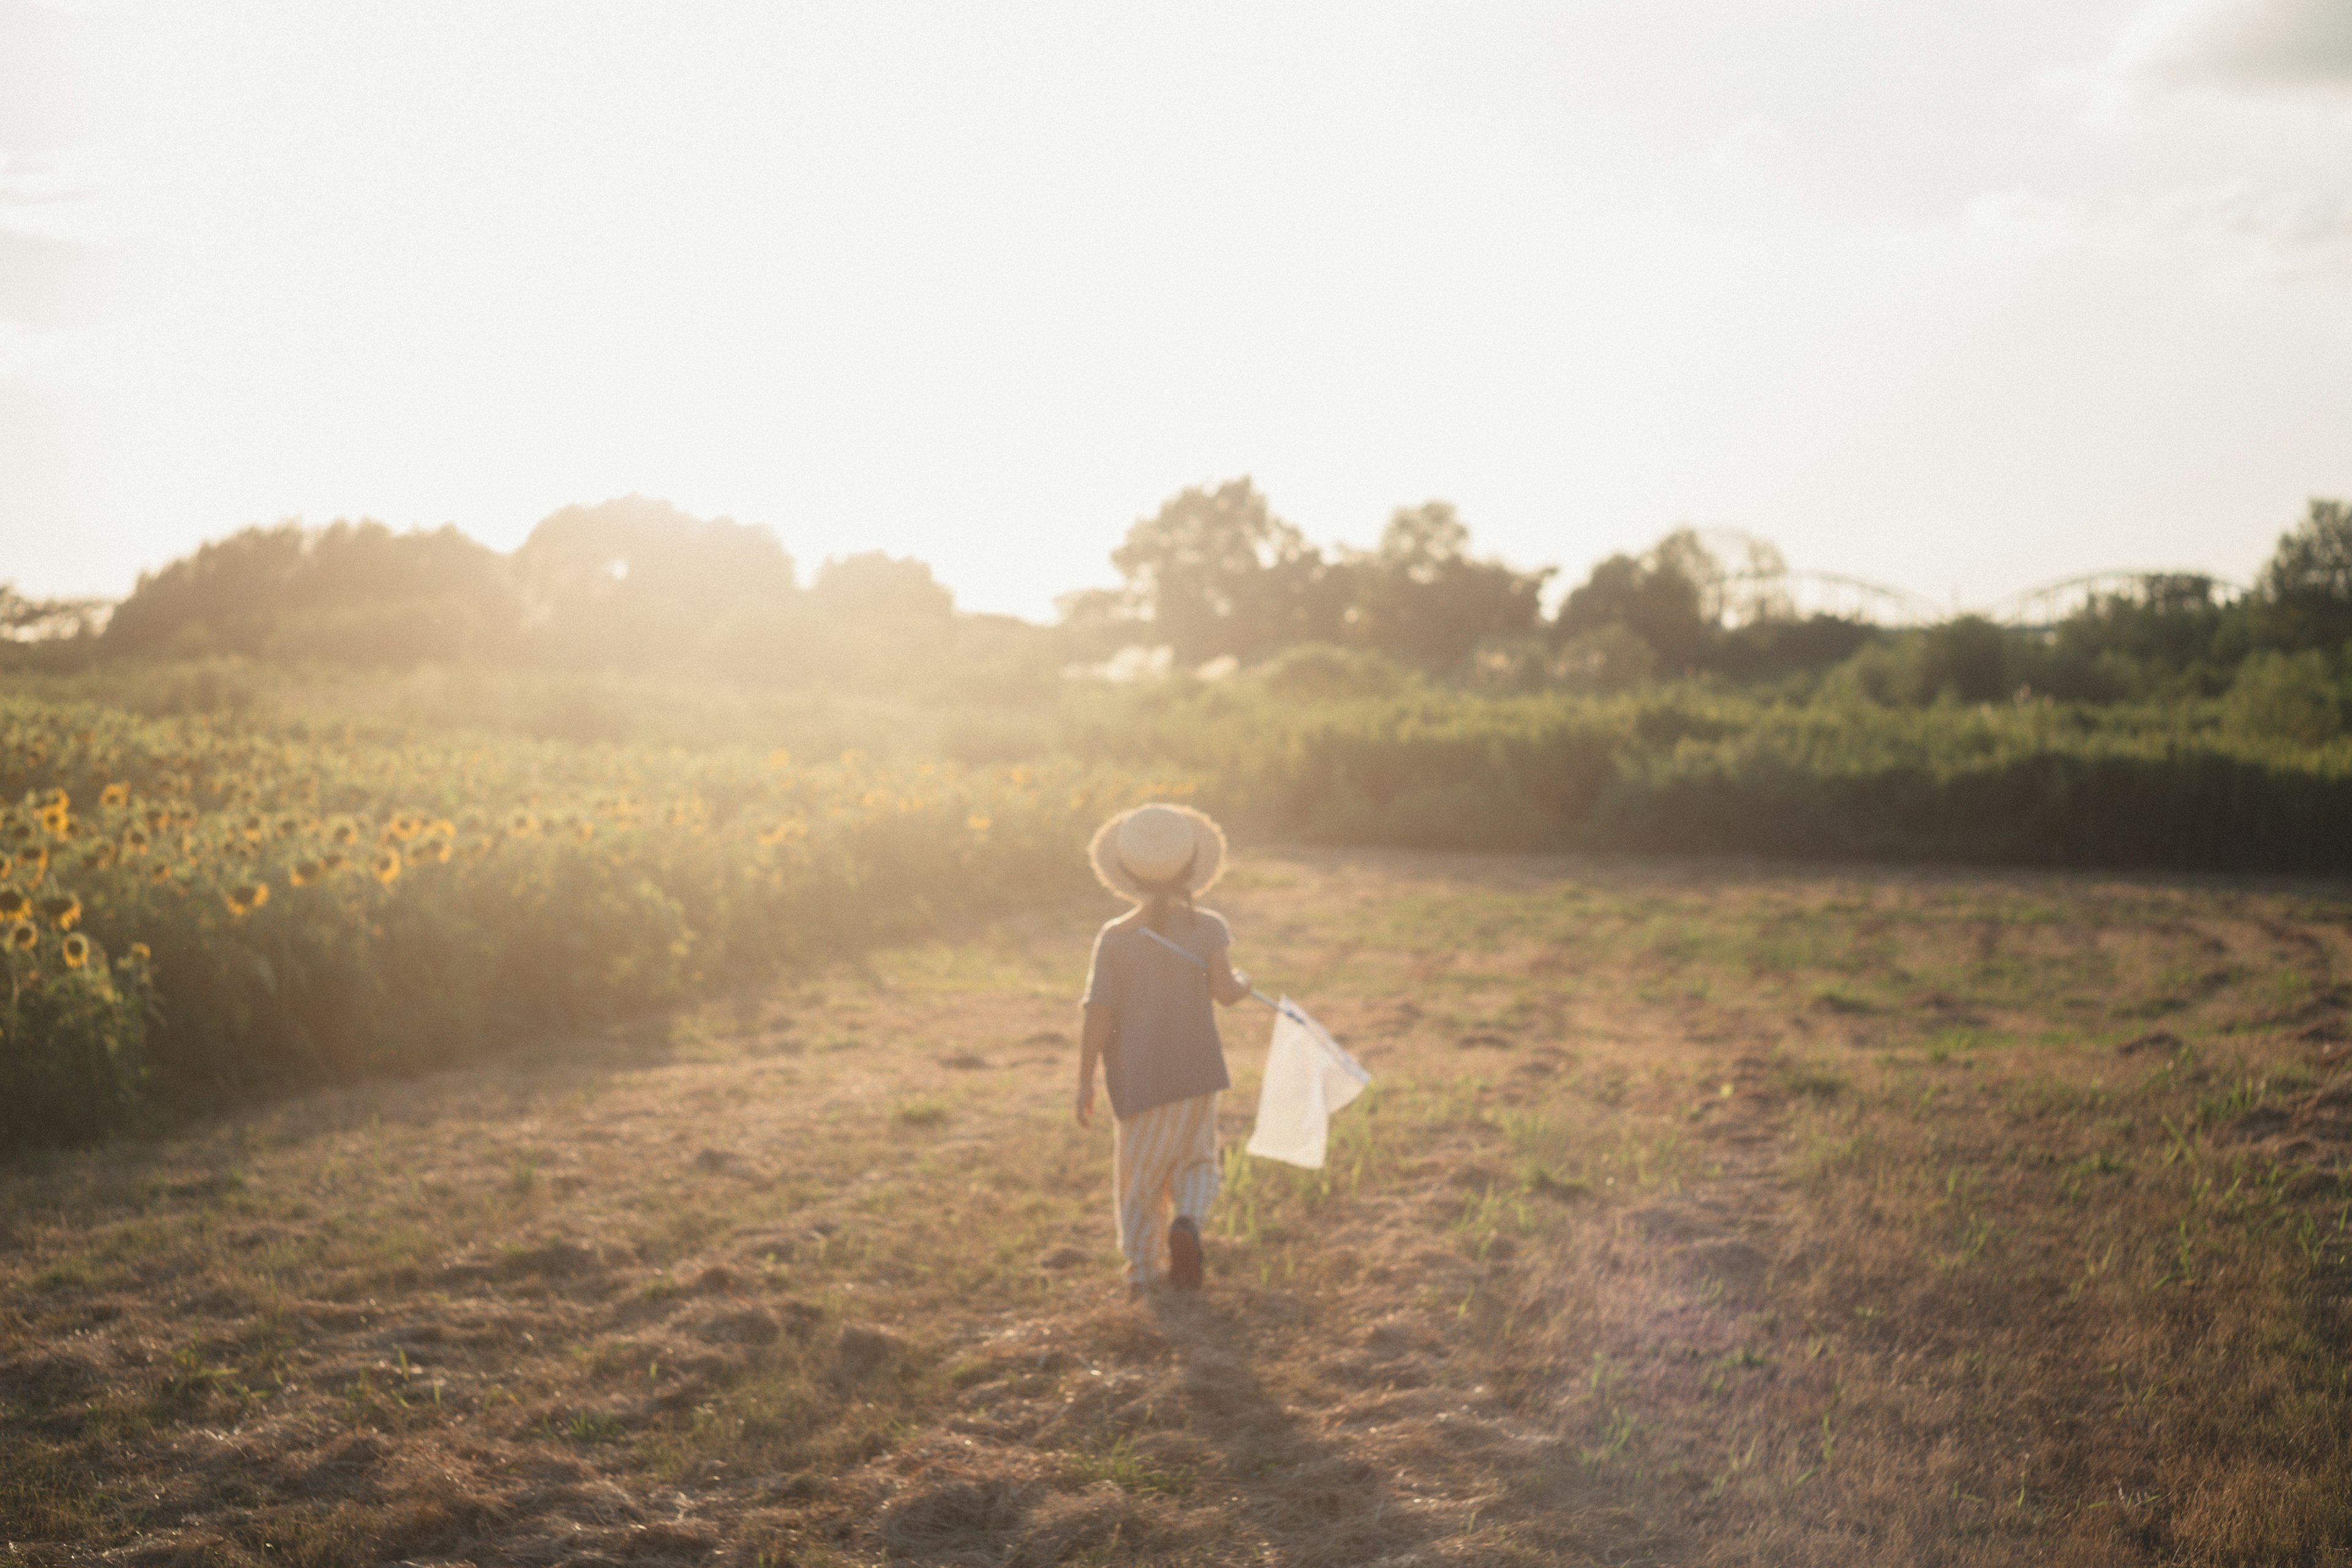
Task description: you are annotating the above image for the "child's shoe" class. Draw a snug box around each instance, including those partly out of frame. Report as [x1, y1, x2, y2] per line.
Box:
[1167, 1216, 1204, 1292]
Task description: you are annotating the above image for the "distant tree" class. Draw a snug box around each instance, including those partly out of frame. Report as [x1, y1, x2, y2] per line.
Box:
[2019, 573, 2239, 700]
[1051, 585, 1147, 662]
[1913, 616, 2010, 703]
[809, 552, 954, 622]
[1709, 615, 1879, 684]
[1553, 527, 1882, 686]
[2253, 498, 2352, 652]
[1346, 502, 1551, 669]
[0, 584, 110, 643]
[783, 552, 960, 691]
[513, 496, 798, 671]
[104, 519, 516, 663]
[1555, 531, 1711, 673]
[1109, 479, 1341, 660]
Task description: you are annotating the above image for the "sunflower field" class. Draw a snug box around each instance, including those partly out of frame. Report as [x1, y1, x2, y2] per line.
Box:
[0, 695, 1179, 1150]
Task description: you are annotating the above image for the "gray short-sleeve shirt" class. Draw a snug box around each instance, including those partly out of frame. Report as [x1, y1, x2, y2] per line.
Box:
[1082, 907, 1233, 1120]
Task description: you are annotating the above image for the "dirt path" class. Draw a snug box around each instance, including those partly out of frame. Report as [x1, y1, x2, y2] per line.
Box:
[6, 849, 2351, 1565]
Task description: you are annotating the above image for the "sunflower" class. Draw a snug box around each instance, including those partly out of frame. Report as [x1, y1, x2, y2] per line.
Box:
[289, 859, 322, 886]
[20, 845, 47, 880]
[123, 829, 149, 856]
[320, 851, 347, 872]
[127, 941, 151, 963]
[414, 837, 452, 865]
[331, 820, 360, 846]
[60, 932, 89, 969]
[505, 810, 538, 838]
[39, 894, 80, 930]
[224, 882, 268, 918]
[6, 919, 34, 951]
[240, 813, 265, 843]
[572, 819, 595, 843]
[145, 808, 173, 833]
[0, 854, 10, 880]
[39, 805, 69, 836]
[0, 889, 24, 920]
[149, 859, 175, 884]
[372, 848, 402, 886]
[756, 817, 807, 847]
[388, 812, 421, 842]
[99, 782, 129, 809]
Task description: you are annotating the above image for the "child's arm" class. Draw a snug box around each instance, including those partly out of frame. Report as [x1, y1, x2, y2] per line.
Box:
[1208, 948, 1252, 1007]
[1076, 1003, 1114, 1125]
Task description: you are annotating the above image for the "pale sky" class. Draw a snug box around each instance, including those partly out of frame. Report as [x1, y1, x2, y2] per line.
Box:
[4, 0, 2350, 620]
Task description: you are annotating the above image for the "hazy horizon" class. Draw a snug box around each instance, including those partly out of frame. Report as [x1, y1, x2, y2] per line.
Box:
[4, 0, 2350, 619]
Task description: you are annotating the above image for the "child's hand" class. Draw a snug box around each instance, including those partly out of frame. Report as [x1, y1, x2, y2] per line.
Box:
[1074, 1081, 1096, 1126]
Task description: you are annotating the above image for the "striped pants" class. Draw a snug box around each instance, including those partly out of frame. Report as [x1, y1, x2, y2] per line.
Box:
[1114, 1092, 1221, 1285]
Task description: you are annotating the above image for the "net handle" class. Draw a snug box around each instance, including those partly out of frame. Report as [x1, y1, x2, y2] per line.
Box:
[1136, 924, 1287, 1016]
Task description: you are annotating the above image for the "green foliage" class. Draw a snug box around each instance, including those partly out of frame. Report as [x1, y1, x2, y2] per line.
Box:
[1068, 677, 2352, 872]
[2029, 573, 2240, 700]
[513, 494, 801, 675]
[1102, 484, 1548, 673]
[1343, 502, 1552, 669]
[1912, 616, 2010, 703]
[0, 584, 110, 645]
[1253, 643, 1415, 702]
[2255, 498, 2352, 652]
[2225, 650, 2344, 746]
[0, 925, 151, 1150]
[1108, 478, 1339, 661]
[89, 502, 1066, 703]
[0, 695, 1179, 1148]
[104, 519, 516, 663]
[1556, 538, 1710, 673]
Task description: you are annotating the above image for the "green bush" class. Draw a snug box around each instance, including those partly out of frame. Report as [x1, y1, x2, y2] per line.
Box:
[2225, 650, 2343, 746]
[1065, 678, 2352, 873]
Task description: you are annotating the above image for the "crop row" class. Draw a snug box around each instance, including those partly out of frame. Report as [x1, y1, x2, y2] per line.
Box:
[1, 696, 1173, 1148]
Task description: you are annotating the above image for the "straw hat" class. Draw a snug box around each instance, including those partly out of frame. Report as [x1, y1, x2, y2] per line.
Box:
[1088, 802, 1227, 900]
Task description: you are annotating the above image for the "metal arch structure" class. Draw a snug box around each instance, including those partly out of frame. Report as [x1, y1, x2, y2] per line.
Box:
[1700, 569, 1948, 628]
[1979, 571, 2249, 632]
[1664, 529, 2245, 630]
[1651, 527, 1942, 628]
[1650, 524, 2258, 631]
[1763, 571, 1945, 628]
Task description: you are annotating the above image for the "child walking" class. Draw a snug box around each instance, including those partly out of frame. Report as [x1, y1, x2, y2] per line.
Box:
[1076, 803, 1253, 1292]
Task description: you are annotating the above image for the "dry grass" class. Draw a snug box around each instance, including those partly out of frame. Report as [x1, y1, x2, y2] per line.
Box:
[4, 848, 2350, 1565]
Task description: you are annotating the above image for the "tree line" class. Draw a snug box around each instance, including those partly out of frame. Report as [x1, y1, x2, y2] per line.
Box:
[1075, 481, 2352, 712]
[6, 486, 2349, 722]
